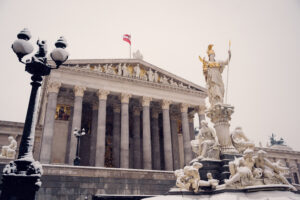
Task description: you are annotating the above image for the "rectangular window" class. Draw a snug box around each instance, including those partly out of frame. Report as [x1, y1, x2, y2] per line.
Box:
[55, 105, 71, 121]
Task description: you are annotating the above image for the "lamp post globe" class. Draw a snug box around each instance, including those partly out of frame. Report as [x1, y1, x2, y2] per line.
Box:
[0, 29, 69, 200]
[12, 28, 34, 61]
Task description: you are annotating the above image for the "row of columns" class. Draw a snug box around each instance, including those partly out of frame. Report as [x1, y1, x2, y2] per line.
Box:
[39, 82, 206, 170]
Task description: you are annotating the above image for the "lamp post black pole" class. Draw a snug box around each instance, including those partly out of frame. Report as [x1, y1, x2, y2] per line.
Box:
[0, 29, 69, 200]
[18, 75, 42, 160]
[0, 75, 44, 200]
[73, 128, 85, 166]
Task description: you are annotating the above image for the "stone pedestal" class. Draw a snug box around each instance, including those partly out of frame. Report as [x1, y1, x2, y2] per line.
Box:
[1, 174, 41, 200]
[197, 160, 222, 181]
[207, 104, 238, 154]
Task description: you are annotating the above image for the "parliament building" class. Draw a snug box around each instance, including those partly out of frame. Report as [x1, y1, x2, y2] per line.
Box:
[0, 58, 299, 199]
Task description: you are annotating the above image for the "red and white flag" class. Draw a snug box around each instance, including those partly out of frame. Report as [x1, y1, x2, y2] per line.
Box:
[123, 34, 131, 45]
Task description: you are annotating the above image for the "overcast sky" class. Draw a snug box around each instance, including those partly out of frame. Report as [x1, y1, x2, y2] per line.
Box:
[0, 0, 299, 150]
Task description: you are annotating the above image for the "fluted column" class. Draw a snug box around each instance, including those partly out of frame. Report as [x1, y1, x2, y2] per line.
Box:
[132, 106, 141, 169]
[181, 103, 192, 165]
[95, 89, 109, 167]
[112, 104, 121, 168]
[40, 81, 61, 163]
[142, 97, 152, 169]
[197, 105, 206, 129]
[120, 93, 131, 168]
[296, 161, 300, 178]
[162, 100, 173, 171]
[151, 109, 161, 170]
[89, 103, 98, 166]
[170, 114, 180, 170]
[68, 85, 86, 164]
[188, 111, 195, 140]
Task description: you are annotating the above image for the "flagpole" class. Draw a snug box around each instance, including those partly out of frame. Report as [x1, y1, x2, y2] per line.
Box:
[130, 34, 131, 58]
[225, 40, 231, 104]
[130, 43, 131, 58]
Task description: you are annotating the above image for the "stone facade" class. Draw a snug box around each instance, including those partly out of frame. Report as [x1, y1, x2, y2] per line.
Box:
[36, 59, 207, 170]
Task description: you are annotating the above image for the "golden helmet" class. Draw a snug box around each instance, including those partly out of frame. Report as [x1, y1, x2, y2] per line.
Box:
[206, 44, 215, 56]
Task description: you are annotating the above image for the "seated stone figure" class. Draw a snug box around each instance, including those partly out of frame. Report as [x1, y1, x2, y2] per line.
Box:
[191, 120, 220, 161]
[231, 127, 254, 154]
[1, 136, 17, 159]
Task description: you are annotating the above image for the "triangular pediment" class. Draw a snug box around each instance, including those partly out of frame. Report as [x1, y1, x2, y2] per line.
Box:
[58, 59, 206, 93]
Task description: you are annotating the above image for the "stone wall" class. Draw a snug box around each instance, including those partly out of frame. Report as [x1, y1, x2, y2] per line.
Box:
[0, 163, 175, 200]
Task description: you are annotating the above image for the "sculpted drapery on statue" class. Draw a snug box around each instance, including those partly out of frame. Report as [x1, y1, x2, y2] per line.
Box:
[199, 44, 231, 107]
[190, 120, 220, 161]
[231, 126, 255, 153]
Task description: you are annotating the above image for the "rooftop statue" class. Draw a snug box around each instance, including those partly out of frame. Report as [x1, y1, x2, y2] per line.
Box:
[270, 133, 284, 146]
[132, 49, 143, 60]
[190, 120, 220, 161]
[231, 126, 255, 153]
[199, 44, 231, 107]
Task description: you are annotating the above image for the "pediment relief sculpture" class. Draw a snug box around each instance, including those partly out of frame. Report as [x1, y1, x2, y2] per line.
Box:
[63, 62, 198, 91]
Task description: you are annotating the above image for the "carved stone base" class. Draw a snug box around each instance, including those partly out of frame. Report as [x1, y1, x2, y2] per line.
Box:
[0, 159, 43, 200]
[188, 159, 223, 189]
[198, 160, 222, 182]
[207, 104, 238, 154]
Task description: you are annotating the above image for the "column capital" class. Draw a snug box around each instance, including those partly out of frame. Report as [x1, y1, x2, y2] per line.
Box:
[197, 105, 206, 115]
[180, 103, 189, 113]
[74, 85, 86, 97]
[142, 96, 152, 107]
[161, 99, 172, 110]
[113, 104, 121, 113]
[97, 89, 110, 100]
[47, 81, 61, 93]
[133, 106, 141, 116]
[121, 93, 132, 103]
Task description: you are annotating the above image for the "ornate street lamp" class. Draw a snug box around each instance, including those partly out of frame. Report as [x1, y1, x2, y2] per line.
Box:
[73, 128, 86, 166]
[0, 28, 69, 200]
